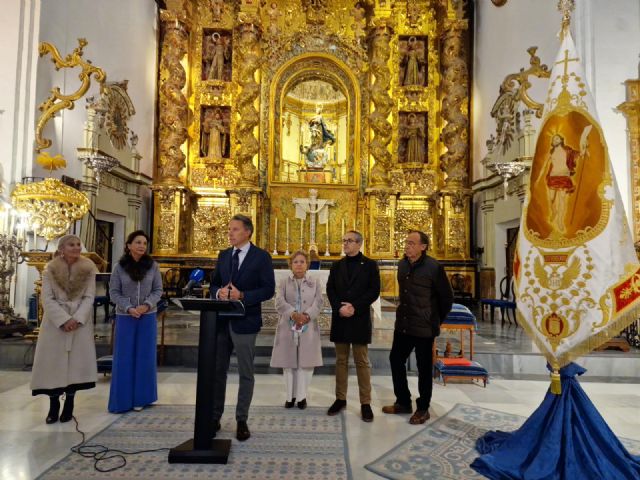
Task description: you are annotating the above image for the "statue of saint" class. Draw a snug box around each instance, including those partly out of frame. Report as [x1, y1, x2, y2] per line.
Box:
[300, 104, 335, 169]
[201, 109, 227, 159]
[206, 32, 229, 81]
[402, 113, 425, 163]
[402, 37, 424, 86]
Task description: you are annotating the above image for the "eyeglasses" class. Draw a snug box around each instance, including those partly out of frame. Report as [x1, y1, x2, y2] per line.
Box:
[342, 238, 358, 244]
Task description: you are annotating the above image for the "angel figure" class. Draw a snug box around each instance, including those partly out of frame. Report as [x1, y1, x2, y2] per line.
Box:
[266, 2, 281, 38]
[210, 0, 225, 22]
[351, 3, 366, 45]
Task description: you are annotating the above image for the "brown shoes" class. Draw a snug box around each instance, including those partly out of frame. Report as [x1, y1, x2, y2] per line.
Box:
[381, 403, 413, 415]
[409, 409, 430, 424]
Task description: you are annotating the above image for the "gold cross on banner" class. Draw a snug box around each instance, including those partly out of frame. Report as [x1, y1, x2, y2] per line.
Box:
[555, 49, 579, 78]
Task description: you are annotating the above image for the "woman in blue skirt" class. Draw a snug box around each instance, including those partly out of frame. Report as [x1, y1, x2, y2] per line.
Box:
[108, 230, 163, 413]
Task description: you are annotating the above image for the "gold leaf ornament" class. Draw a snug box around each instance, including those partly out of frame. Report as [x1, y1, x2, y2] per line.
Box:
[36, 152, 67, 172]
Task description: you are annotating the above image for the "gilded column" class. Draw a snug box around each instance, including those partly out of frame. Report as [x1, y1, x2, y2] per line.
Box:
[153, 9, 190, 255]
[368, 20, 394, 187]
[440, 7, 469, 187]
[617, 76, 640, 240]
[157, 10, 189, 183]
[235, 18, 262, 187]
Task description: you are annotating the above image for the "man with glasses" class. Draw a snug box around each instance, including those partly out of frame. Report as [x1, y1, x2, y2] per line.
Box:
[382, 230, 453, 424]
[326, 230, 380, 422]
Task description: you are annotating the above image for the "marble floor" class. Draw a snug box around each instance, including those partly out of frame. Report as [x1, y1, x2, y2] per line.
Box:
[2, 370, 639, 480]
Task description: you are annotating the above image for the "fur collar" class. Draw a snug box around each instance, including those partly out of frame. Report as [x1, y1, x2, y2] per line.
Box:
[46, 256, 96, 300]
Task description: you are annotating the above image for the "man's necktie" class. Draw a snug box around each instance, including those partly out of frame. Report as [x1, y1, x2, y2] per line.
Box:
[231, 248, 240, 283]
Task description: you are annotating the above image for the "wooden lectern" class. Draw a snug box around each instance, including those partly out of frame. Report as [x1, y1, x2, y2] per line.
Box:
[168, 298, 245, 464]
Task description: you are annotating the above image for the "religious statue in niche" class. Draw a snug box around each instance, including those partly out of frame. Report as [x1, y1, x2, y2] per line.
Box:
[398, 112, 427, 164]
[203, 30, 232, 81]
[200, 107, 230, 159]
[399, 36, 427, 86]
[300, 104, 335, 169]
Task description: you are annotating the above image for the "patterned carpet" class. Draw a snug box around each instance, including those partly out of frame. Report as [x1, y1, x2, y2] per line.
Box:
[365, 404, 640, 480]
[38, 405, 351, 480]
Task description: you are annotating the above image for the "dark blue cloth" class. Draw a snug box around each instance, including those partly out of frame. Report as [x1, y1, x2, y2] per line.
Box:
[471, 362, 640, 479]
[210, 243, 275, 334]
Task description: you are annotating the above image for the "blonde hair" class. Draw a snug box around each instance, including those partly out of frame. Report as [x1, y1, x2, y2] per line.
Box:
[54, 234, 82, 258]
[288, 250, 309, 269]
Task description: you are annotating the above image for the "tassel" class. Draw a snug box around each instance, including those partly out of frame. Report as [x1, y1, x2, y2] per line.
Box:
[550, 370, 562, 395]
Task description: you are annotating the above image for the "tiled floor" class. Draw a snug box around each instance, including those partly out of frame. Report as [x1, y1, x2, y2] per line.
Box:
[2, 370, 639, 480]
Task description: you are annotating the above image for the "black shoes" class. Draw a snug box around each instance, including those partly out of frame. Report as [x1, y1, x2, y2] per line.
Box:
[60, 395, 74, 423]
[327, 399, 347, 416]
[236, 421, 251, 441]
[285, 397, 296, 409]
[297, 399, 307, 410]
[46, 396, 60, 424]
[361, 404, 374, 422]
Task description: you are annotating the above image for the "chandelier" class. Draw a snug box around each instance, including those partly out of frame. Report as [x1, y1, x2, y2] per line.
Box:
[11, 178, 90, 241]
[77, 148, 119, 184]
[488, 161, 527, 200]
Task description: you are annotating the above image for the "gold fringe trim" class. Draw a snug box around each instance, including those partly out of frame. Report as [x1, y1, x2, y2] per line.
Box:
[515, 301, 640, 370]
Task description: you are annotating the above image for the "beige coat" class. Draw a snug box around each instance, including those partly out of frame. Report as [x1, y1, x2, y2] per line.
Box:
[30, 256, 98, 392]
[270, 274, 324, 369]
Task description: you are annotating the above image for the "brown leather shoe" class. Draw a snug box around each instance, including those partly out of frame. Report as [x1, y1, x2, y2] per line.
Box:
[236, 421, 250, 441]
[382, 403, 413, 414]
[409, 409, 430, 424]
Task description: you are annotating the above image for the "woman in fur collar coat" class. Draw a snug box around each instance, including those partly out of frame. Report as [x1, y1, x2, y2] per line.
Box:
[30, 234, 98, 424]
[108, 230, 163, 413]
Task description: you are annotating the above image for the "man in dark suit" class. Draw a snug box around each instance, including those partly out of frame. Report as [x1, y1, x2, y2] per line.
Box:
[210, 214, 275, 441]
[326, 230, 380, 422]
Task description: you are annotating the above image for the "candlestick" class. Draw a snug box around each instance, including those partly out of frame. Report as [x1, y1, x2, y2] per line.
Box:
[272, 217, 278, 255]
[300, 218, 304, 250]
[324, 220, 330, 257]
[285, 218, 290, 255]
[341, 218, 345, 256]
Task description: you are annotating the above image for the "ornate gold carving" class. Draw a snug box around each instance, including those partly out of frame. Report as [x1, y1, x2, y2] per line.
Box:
[193, 204, 230, 253]
[157, 211, 176, 250]
[395, 206, 433, 254]
[448, 216, 466, 257]
[617, 74, 640, 240]
[235, 21, 262, 186]
[369, 22, 394, 187]
[11, 178, 90, 241]
[158, 11, 190, 182]
[36, 39, 106, 152]
[374, 216, 391, 252]
[440, 13, 469, 186]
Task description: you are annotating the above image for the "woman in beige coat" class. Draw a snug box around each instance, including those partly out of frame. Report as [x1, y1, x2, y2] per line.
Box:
[30, 235, 98, 424]
[270, 251, 323, 409]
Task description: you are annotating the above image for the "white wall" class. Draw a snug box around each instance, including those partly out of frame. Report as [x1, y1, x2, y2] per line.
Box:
[34, 0, 158, 180]
[473, 1, 640, 217]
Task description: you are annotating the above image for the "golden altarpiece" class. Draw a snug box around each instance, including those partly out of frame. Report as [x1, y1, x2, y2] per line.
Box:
[152, 0, 474, 295]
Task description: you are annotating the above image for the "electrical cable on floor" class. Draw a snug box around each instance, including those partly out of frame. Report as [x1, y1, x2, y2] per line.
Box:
[70, 413, 170, 473]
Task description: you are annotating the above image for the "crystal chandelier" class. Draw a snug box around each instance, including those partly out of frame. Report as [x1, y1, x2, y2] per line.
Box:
[11, 178, 90, 241]
[77, 148, 119, 184]
[488, 161, 527, 200]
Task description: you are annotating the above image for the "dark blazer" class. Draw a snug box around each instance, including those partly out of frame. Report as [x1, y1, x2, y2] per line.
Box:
[326, 253, 380, 344]
[210, 243, 275, 334]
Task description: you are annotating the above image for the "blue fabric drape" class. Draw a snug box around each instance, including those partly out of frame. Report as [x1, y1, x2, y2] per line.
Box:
[471, 363, 640, 479]
[108, 313, 158, 413]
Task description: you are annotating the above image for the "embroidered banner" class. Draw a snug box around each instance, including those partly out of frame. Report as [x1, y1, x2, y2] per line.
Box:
[515, 29, 640, 368]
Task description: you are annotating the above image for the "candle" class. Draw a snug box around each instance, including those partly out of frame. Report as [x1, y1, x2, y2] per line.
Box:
[341, 218, 345, 238]
[272, 217, 278, 255]
[325, 220, 329, 241]
[300, 219, 304, 248]
[286, 218, 289, 240]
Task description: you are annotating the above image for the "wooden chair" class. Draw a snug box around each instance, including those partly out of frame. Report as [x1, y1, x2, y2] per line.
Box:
[480, 276, 516, 326]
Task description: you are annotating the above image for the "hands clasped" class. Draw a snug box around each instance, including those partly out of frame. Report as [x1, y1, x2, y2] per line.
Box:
[127, 304, 150, 318]
[291, 311, 309, 328]
[338, 302, 355, 318]
[61, 318, 80, 332]
[218, 282, 243, 301]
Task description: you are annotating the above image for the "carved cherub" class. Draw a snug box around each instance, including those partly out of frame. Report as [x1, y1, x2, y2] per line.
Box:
[351, 2, 366, 45]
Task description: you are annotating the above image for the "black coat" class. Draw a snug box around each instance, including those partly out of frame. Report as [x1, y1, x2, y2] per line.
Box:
[326, 253, 380, 344]
[396, 253, 453, 338]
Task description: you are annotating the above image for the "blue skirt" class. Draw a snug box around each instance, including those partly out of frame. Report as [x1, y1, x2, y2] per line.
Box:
[108, 313, 158, 413]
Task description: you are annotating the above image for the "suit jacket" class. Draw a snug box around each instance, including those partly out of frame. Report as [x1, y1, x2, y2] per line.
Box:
[326, 253, 380, 344]
[210, 243, 275, 334]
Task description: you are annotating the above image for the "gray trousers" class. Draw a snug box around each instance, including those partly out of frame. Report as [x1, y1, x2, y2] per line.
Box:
[212, 320, 258, 422]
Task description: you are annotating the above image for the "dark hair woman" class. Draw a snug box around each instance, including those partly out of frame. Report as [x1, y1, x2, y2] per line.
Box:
[108, 230, 163, 413]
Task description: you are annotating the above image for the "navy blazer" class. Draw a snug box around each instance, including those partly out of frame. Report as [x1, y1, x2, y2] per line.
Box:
[210, 243, 275, 334]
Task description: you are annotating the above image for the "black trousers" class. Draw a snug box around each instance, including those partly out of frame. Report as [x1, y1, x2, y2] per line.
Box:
[389, 330, 435, 411]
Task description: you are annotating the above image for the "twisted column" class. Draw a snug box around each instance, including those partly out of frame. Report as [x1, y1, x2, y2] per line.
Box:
[440, 18, 469, 187]
[235, 22, 262, 186]
[158, 11, 189, 183]
[368, 22, 394, 187]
